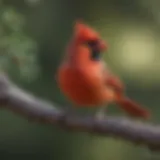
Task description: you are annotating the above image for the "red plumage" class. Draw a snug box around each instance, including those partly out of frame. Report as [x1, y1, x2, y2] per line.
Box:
[56, 20, 150, 119]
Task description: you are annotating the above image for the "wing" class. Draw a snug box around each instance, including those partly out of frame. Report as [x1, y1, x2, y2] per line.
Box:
[101, 61, 124, 93]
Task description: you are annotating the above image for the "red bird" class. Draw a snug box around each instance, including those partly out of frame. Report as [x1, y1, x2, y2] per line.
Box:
[56, 20, 150, 119]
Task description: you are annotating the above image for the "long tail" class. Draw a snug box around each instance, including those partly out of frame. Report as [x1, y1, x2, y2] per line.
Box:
[116, 96, 150, 119]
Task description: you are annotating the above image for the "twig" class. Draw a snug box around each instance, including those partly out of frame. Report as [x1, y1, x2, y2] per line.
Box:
[0, 73, 160, 151]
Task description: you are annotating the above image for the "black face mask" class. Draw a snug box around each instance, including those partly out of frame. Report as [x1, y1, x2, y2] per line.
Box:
[86, 40, 101, 61]
[91, 49, 101, 61]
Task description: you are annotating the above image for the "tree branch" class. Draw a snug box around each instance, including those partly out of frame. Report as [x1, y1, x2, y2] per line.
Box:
[0, 74, 160, 151]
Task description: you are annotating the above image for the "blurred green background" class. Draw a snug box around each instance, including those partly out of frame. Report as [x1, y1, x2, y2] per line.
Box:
[0, 0, 160, 159]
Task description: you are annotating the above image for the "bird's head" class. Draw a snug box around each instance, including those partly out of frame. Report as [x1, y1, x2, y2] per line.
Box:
[73, 20, 107, 61]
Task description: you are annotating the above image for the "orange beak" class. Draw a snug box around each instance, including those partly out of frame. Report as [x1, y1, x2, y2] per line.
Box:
[98, 40, 107, 52]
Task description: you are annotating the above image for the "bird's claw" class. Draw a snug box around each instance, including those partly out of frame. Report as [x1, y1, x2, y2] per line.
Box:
[95, 111, 106, 121]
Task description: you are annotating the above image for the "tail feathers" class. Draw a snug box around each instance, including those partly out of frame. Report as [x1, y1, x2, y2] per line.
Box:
[116, 97, 150, 119]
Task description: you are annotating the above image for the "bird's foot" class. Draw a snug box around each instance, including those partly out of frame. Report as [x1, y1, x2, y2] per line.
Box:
[94, 110, 106, 121]
[94, 105, 108, 121]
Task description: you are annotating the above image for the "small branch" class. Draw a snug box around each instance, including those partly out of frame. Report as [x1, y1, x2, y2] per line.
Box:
[0, 74, 160, 151]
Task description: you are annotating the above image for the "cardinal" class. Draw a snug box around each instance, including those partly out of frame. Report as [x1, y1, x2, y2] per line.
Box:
[56, 20, 150, 119]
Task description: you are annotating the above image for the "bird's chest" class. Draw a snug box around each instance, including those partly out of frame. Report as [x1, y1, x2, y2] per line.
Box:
[59, 67, 95, 95]
[58, 64, 104, 105]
